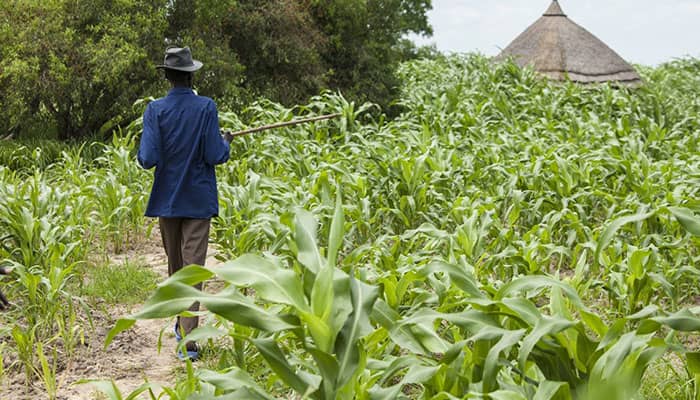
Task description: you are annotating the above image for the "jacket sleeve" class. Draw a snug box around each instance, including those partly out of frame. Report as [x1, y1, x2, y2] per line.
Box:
[203, 101, 231, 166]
[137, 103, 160, 169]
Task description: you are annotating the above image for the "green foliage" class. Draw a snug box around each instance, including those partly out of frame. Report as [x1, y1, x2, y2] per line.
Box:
[4, 54, 700, 398]
[167, 0, 434, 110]
[0, 129, 151, 393]
[223, 0, 328, 105]
[310, 0, 433, 110]
[107, 204, 382, 399]
[0, 139, 102, 172]
[116, 56, 699, 398]
[1, 0, 434, 139]
[0, 0, 168, 139]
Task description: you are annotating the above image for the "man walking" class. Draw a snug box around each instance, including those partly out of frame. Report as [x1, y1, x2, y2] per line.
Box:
[137, 46, 232, 360]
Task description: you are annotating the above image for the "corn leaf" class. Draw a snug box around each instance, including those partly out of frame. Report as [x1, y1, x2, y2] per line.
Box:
[214, 255, 309, 312]
[668, 206, 700, 236]
[651, 309, 700, 332]
[335, 275, 379, 388]
[252, 337, 317, 396]
[295, 210, 323, 274]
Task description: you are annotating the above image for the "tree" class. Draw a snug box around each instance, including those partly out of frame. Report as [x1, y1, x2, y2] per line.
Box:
[225, 0, 327, 105]
[310, 0, 433, 109]
[0, 0, 168, 139]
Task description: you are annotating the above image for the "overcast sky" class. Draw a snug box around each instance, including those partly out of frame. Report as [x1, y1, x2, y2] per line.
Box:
[411, 0, 700, 66]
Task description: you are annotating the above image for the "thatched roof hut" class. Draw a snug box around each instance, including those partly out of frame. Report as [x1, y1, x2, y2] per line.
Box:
[495, 1, 641, 85]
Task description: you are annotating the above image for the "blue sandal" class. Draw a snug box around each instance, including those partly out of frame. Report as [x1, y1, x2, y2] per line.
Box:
[174, 323, 199, 360]
[177, 342, 200, 361]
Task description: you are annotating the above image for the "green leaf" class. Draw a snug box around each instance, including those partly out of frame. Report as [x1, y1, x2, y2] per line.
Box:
[533, 381, 570, 400]
[668, 207, 700, 236]
[519, 316, 576, 371]
[402, 364, 440, 383]
[369, 356, 439, 400]
[335, 275, 379, 388]
[490, 391, 527, 400]
[252, 337, 316, 396]
[590, 332, 656, 383]
[442, 309, 500, 333]
[626, 305, 659, 320]
[330, 273, 354, 338]
[130, 282, 208, 319]
[327, 191, 345, 268]
[398, 308, 450, 354]
[161, 264, 214, 286]
[175, 325, 228, 352]
[580, 309, 608, 338]
[197, 368, 274, 399]
[629, 248, 651, 279]
[686, 352, 700, 374]
[421, 261, 485, 299]
[78, 380, 123, 400]
[651, 309, 700, 332]
[371, 300, 433, 354]
[129, 283, 295, 332]
[301, 310, 334, 353]
[595, 211, 655, 265]
[598, 319, 627, 350]
[295, 210, 323, 274]
[496, 275, 586, 310]
[124, 383, 166, 400]
[215, 254, 309, 311]
[104, 318, 136, 349]
[483, 329, 526, 393]
[189, 388, 271, 400]
[311, 255, 335, 329]
[501, 297, 545, 326]
[307, 346, 340, 398]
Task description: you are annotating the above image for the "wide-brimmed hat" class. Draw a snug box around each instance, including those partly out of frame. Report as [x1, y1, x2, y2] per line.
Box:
[156, 46, 203, 72]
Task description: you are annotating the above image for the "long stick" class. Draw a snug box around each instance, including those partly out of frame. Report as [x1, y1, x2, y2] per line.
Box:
[229, 113, 341, 138]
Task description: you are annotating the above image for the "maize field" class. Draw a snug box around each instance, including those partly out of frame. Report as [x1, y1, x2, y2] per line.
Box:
[1, 55, 700, 399]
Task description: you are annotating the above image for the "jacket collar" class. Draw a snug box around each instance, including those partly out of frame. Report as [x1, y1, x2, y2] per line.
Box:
[168, 87, 195, 96]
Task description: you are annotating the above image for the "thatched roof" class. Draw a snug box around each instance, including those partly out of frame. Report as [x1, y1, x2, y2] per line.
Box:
[495, 1, 641, 85]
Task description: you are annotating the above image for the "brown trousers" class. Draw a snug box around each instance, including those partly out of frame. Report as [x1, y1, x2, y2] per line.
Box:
[159, 217, 210, 336]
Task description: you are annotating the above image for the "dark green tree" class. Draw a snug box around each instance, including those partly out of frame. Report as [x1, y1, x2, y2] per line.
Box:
[225, 0, 327, 105]
[0, 0, 169, 139]
[311, 0, 433, 109]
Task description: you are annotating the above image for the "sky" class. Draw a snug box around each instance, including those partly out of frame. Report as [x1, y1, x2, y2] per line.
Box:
[411, 0, 700, 66]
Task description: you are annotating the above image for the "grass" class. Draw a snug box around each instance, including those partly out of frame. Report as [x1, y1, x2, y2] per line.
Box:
[640, 355, 694, 400]
[82, 260, 160, 305]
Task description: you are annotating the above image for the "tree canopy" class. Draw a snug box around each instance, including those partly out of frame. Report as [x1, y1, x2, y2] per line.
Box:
[0, 0, 432, 139]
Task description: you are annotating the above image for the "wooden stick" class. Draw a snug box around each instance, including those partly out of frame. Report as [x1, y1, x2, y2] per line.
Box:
[229, 113, 341, 138]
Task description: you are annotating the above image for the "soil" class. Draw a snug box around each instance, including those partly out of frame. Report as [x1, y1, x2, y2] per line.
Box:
[0, 232, 223, 400]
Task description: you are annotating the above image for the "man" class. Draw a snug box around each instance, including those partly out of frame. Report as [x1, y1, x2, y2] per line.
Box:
[137, 46, 233, 360]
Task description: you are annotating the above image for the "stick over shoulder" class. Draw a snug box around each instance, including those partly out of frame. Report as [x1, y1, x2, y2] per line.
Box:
[224, 113, 341, 138]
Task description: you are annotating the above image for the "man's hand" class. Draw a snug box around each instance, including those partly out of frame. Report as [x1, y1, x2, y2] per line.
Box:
[221, 131, 234, 144]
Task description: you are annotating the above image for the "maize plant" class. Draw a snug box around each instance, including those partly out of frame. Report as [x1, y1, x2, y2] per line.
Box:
[108, 197, 385, 399]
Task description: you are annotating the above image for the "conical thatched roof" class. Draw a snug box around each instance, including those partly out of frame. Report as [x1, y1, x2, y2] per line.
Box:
[495, 1, 641, 85]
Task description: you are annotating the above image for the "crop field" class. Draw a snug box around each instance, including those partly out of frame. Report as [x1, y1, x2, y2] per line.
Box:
[1, 55, 700, 399]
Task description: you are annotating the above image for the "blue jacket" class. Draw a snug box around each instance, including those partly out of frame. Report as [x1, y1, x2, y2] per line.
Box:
[137, 87, 230, 218]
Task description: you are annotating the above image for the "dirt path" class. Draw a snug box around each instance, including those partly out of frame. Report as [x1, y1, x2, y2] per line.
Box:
[0, 239, 223, 400]
[57, 246, 223, 399]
